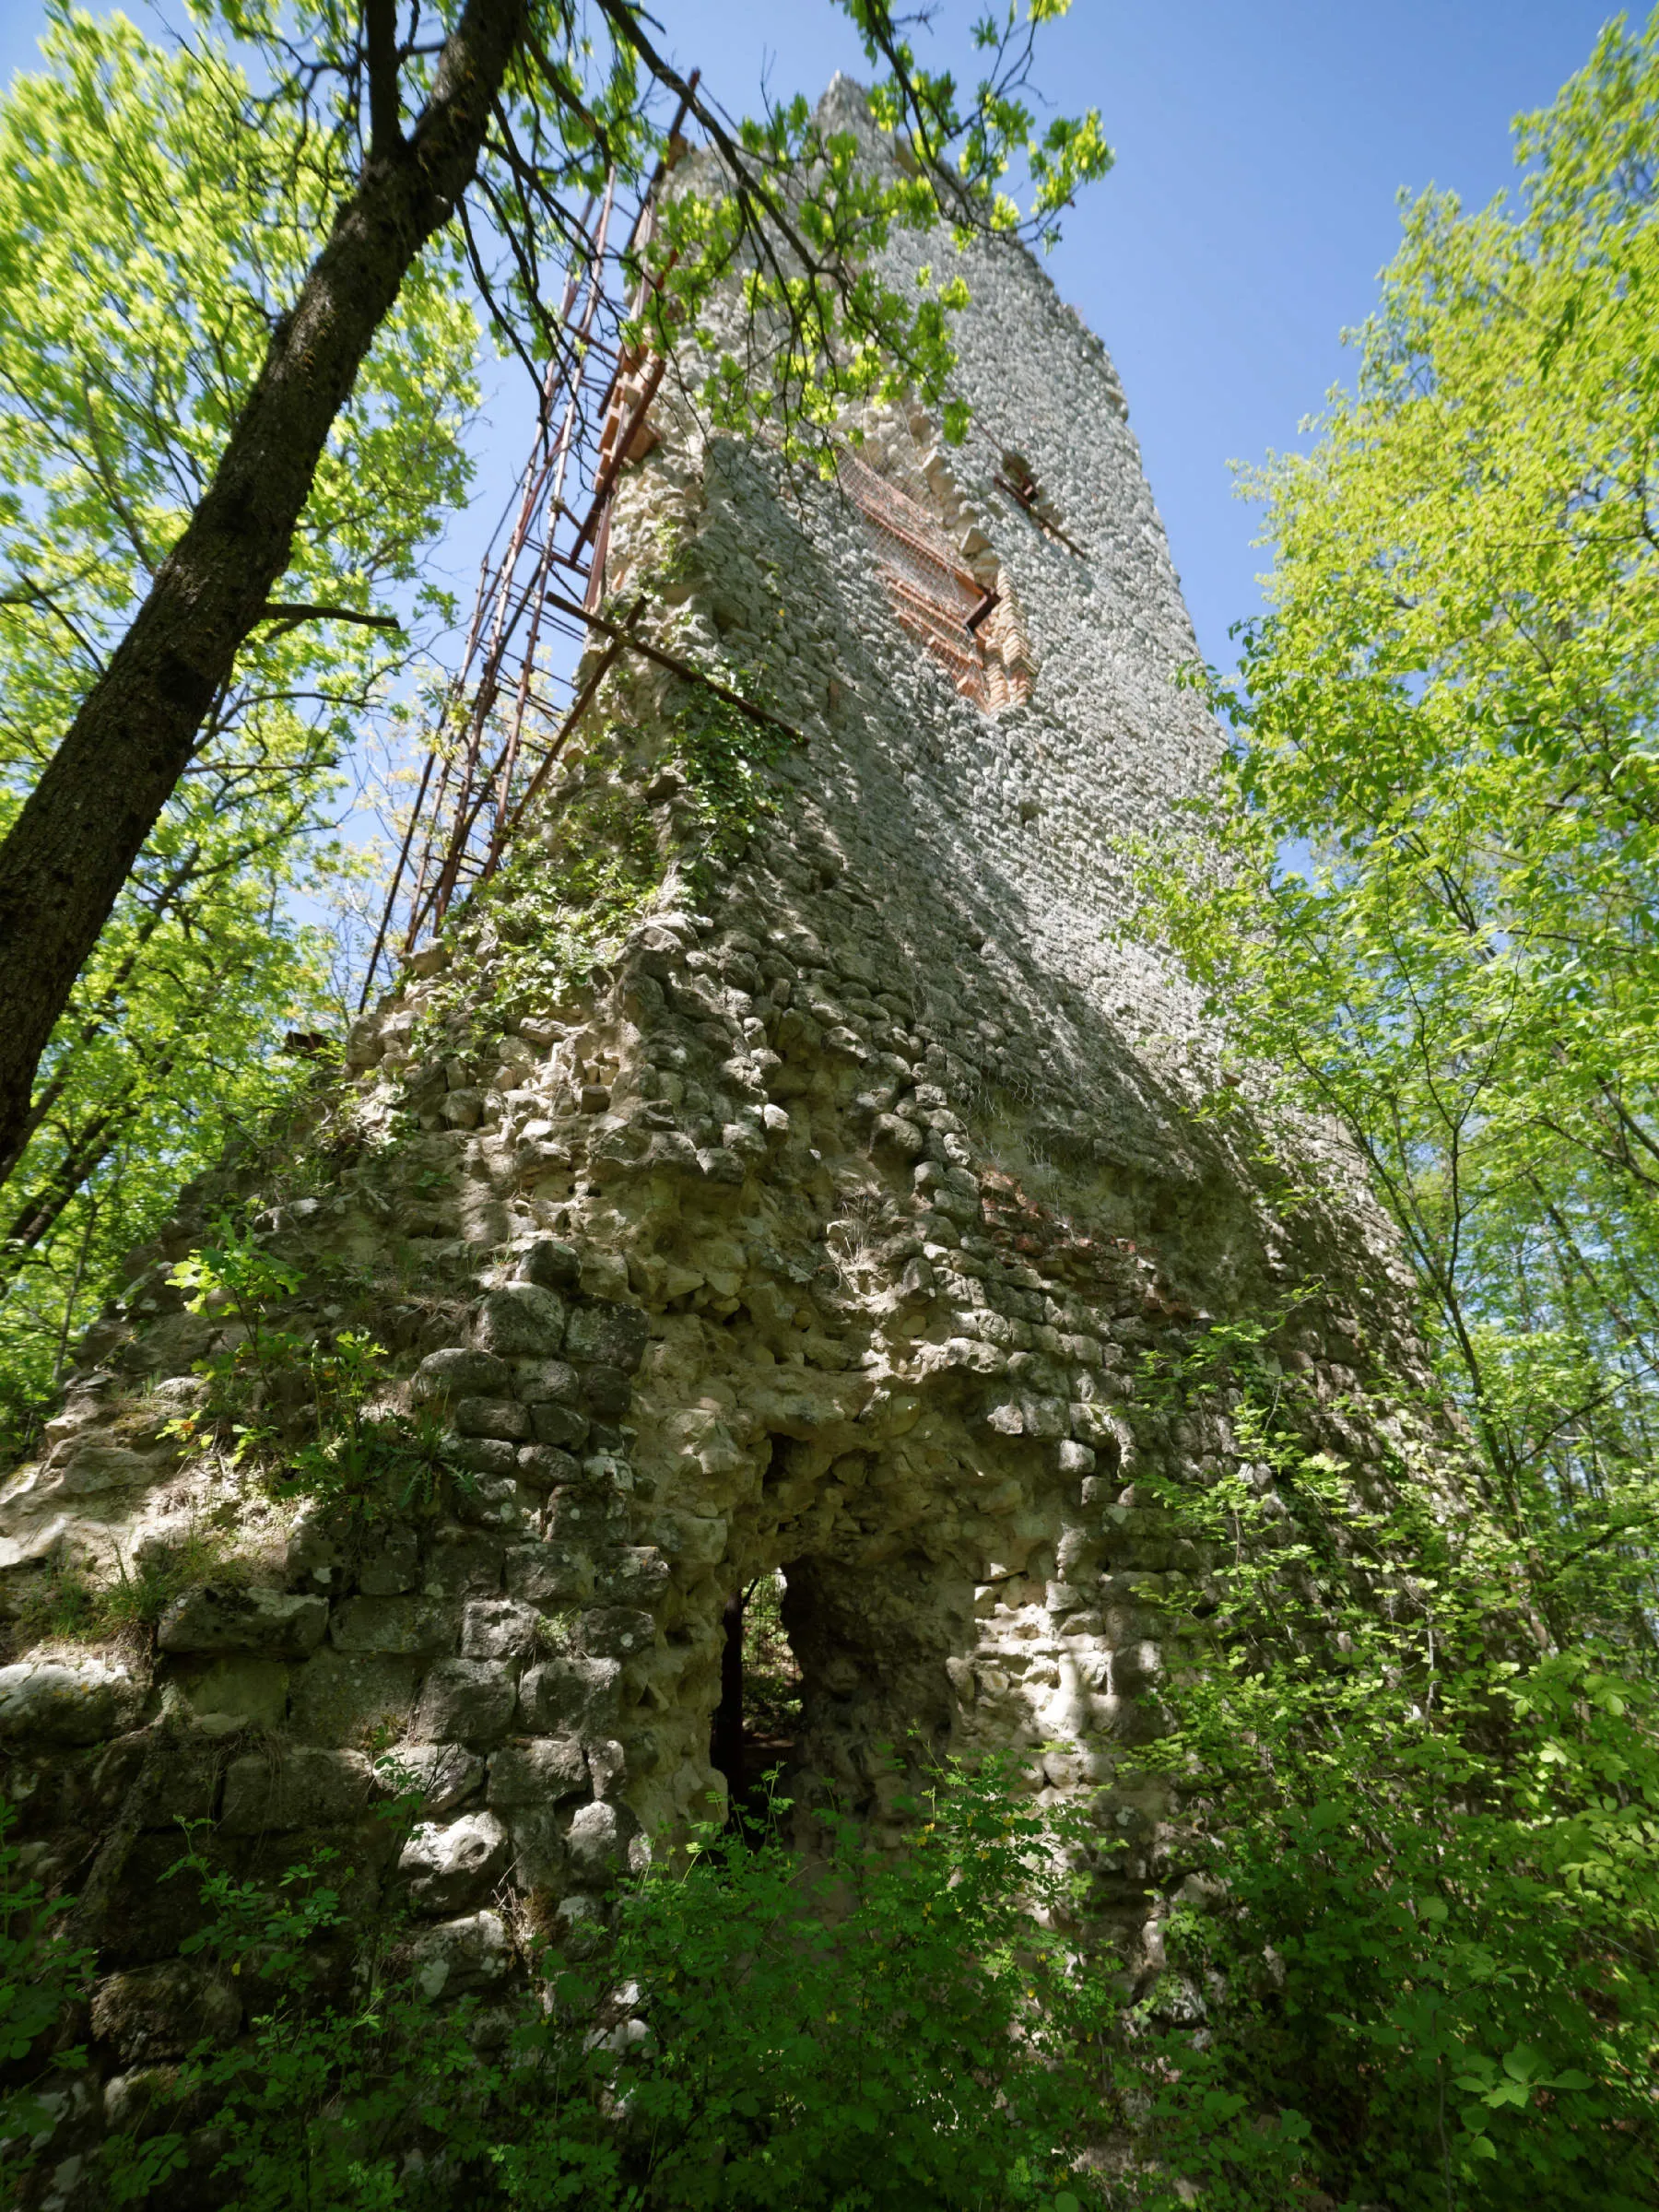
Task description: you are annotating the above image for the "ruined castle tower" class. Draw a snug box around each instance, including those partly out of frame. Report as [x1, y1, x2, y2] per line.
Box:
[0, 82, 1430, 2097]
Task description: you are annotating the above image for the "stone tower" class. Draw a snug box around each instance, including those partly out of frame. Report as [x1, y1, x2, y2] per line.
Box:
[0, 80, 1427, 2083]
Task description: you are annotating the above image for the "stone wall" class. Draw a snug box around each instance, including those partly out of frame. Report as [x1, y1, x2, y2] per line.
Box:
[0, 82, 1437, 2200]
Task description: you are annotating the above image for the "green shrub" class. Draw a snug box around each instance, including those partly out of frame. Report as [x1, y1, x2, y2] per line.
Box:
[1114, 1317, 1659, 2211]
[0, 1759, 1121, 2211]
[586, 1767, 1116, 2212]
[0, 1801, 95, 2195]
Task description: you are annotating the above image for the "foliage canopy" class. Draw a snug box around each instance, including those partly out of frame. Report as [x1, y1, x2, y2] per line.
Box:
[0, 5, 477, 1441]
[1143, 7, 1659, 1649]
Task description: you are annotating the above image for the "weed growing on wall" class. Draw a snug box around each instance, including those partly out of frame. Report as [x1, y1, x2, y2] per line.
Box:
[390, 629, 799, 1068]
[665, 679, 798, 897]
[4, 1523, 239, 1657]
[158, 1210, 457, 1534]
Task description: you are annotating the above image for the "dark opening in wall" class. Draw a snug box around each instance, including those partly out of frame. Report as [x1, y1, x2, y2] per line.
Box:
[711, 1569, 804, 1830]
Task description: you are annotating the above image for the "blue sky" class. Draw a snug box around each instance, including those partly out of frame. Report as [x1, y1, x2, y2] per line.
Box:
[0, 1, 1629, 666]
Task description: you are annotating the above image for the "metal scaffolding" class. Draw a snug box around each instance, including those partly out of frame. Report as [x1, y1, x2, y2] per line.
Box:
[359, 85, 698, 1010]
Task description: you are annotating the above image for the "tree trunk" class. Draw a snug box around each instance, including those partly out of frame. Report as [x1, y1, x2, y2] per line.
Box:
[0, 0, 524, 1180]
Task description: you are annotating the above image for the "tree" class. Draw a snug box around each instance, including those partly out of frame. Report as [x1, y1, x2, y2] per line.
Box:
[0, 0, 1110, 1184]
[0, 8, 478, 1439]
[1141, 9, 1659, 1641]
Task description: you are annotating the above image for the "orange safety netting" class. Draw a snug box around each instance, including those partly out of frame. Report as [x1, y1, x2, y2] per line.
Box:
[837, 450, 991, 708]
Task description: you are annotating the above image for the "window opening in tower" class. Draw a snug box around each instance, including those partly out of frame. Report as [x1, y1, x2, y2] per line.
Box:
[838, 449, 999, 709]
[712, 1569, 804, 1839]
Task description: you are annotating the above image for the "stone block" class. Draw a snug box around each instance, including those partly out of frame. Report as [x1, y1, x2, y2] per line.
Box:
[1111, 1640, 1163, 1693]
[53, 1443, 159, 1496]
[408, 1910, 512, 1999]
[518, 1441, 582, 1488]
[358, 1524, 420, 1595]
[587, 1738, 627, 1798]
[913, 1159, 978, 1204]
[412, 1347, 512, 1402]
[487, 1735, 588, 1807]
[505, 1543, 594, 1606]
[576, 1606, 654, 1659]
[1059, 1440, 1097, 1477]
[1019, 1396, 1070, 1440]
[413, 1658, 518, 1746]
[657, 1510, 727, 1568]
[516, 1239, 581, 1291]
[871, 1113, 924, 1159]
[563, 1299, 649, 1373]
[424, 1529, 506, 1597]
[288, 1650, 419, 1748]
[453, 1474, 536, 1532]
[91, 1963, 240, 2065]
[578, 1248, 630, 1300]
[220, 1747, 373, 1833]
[454, 1397, 530, 1442]
[577, 1362, 632, 1418]
[158, 1584, 327, 1659]
[0, 1658, 143, 1747]
[120, 1724, 237, 1829]
[285, 1506, 347, 1592]
[477, 1284, 568, 1359]
[544, 1491, 626, 1547]
[1055, 1528, 1096, 1578]
[599, 1547, 670, 1603]
[382, 1741, 485, 1816]
[535, 1404, 594, 1457]
[1069, 1400, 1123, 1448]
[505, 1807, 568, 1888]
[399, 1811, 511, 1915]
[171, 1657, 288, 1730]
[566, 1799, 624, 1883]
[446, 1436, 520, 1478]
[943, 1335, 1008, 1376]
[330, 1596, 455, 1656]
[462, 1597, 539, 1661]
[517, 1654, 620, 1735]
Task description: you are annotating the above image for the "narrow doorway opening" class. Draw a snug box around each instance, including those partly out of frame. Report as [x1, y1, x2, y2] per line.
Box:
[711, 1568, 804, 1832]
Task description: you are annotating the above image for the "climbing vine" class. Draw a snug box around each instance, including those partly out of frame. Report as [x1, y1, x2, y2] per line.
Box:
[400, 629, 802, 1052]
